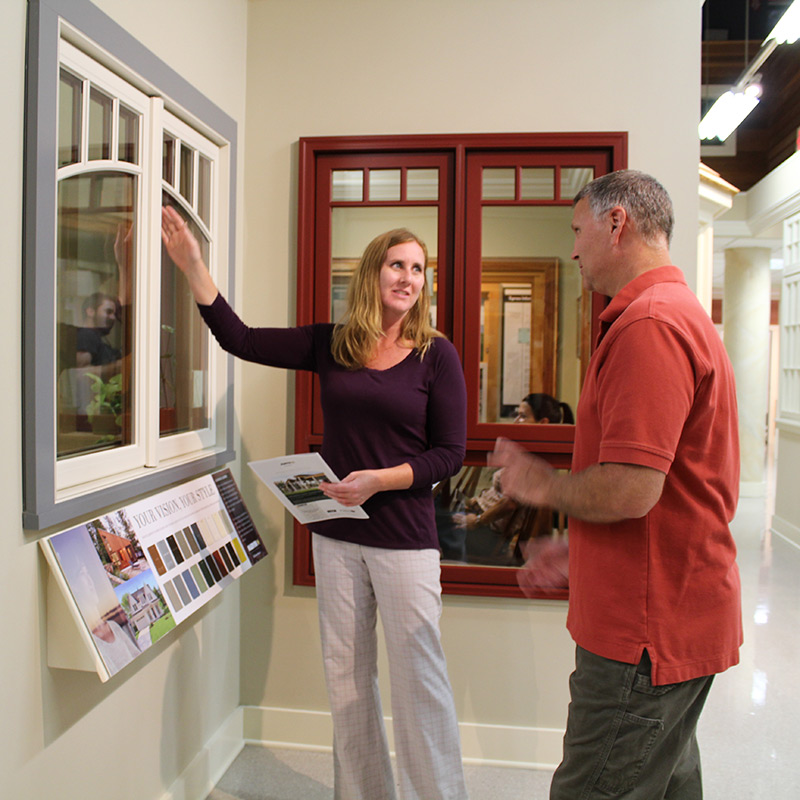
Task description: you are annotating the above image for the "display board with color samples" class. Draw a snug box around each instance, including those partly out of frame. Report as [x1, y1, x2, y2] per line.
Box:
[40, 469, 266, 681]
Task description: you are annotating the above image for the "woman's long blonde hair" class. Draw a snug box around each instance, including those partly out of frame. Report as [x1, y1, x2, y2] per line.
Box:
[330, 228, 443, 369]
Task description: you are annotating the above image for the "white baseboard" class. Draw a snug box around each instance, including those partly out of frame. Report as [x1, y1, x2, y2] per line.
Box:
[772, 513, 800, 549]
[157, 704, 561, 799]
[242, 705, 563, 770]
[160, 706, 245, 800]
[739, 480, 767, 498]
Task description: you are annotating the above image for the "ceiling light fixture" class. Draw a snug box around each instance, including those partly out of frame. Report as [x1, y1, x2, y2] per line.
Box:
[699, 81, 762, 142]
[767, 0, 800, 44]
[699, 0, 800, 141]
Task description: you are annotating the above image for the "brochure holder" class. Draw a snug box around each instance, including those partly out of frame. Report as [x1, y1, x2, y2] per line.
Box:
[41, 469, 266, 682]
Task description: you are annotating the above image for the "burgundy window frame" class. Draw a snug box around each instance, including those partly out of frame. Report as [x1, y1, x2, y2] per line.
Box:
[294, 132, 627, 598]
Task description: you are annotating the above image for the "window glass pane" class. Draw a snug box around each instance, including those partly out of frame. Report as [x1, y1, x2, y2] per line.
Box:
[482, 168, 515, 200]
[160, 193, 210, 436]
[331, 170, 363, 202]
[118, 104, 139, 164]
[407, 168, 439, 201]
[59, 69, 82, 168]
[56, 171, 136, 459]
[163, 133, 175, 184]
[180, 144, 194, 203]
[560, 167, 595, 200]
[478, 205, 585, 423]
[88, 87, 113, 161]
[330, 206, 438, 325]
[435, 463, 569, 574]
[198, 155, 211, 227]
[520, 167, 555, 200]
[368, 169, 401, 201]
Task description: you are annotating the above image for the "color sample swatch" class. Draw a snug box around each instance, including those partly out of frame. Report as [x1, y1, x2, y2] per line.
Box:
[123, 470, 267, 625]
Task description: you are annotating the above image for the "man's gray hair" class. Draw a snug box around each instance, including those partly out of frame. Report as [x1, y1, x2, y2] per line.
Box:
[573, 170, 674, 246]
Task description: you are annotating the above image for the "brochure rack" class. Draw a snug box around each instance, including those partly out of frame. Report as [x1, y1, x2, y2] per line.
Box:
[41, 469, 266, 681]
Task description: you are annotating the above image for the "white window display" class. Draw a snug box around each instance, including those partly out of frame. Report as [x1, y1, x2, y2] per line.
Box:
[24, 0, 237, 529]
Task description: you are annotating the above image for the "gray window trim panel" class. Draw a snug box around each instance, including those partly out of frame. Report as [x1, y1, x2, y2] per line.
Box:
[23, 0, 237, 531]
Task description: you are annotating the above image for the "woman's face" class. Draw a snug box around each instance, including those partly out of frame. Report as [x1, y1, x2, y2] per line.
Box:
[378, 241, 426, 321]
[514, 401, 536, 424]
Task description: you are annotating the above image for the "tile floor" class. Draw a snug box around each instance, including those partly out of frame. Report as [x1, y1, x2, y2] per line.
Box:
[208, 494, 800, 799]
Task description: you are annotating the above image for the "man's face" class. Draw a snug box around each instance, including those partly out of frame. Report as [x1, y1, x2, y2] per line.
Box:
[88, 299, 117, 334]
[570, 198, 612, 294]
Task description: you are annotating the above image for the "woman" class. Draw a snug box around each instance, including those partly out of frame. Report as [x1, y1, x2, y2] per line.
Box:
[513, 392, 574, 425]
[161, 207, 468, 800]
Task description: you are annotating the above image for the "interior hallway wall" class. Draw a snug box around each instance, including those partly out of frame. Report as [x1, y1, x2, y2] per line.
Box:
[238, 0, 702, 762]
[2, 1, 248, 798]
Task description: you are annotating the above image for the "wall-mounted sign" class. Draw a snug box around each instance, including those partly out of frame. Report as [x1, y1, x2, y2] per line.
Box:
[40, 469, 266, 681]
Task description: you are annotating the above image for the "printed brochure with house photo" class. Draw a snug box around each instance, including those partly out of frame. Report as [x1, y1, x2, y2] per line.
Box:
[249, 452, 369, 525]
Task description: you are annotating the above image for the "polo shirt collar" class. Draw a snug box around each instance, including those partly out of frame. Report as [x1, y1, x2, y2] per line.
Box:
[598, 265, 685, 341]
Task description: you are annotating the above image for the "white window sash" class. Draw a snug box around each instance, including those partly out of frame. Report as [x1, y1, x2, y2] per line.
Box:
[54, 45, 228, 500]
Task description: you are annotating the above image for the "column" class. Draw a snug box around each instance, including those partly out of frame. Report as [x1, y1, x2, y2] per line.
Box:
[723, 247, 772, 496]
[698, 162, 738, 316]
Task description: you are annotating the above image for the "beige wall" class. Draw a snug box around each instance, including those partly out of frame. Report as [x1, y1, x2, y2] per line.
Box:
[238, 0, 702, 765]
[2, 1, 248, 798]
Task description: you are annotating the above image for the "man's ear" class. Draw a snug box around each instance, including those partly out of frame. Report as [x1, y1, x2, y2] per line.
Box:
[608, 206, 627, 242]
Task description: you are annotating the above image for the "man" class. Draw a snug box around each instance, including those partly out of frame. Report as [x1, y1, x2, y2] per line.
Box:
[76, 292, 122, 368]
[492, 170, 742, 799]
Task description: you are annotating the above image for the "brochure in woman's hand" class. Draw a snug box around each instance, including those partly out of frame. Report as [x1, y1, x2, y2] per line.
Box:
[249, 452, 369, 524]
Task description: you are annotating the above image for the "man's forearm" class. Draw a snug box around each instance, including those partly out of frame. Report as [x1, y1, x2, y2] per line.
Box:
[542, 463, 665, 523]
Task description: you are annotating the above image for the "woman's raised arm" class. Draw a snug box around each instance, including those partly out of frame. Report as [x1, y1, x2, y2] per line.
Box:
[161, 205, 219, 306]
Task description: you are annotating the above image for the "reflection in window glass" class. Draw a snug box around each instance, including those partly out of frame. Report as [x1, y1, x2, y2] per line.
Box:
[198, 155, 212, 226]
[163, 133, 175, 184]
[180, 143, 194, 203]
[482, 168, 515, 200]
[332, 170, 363, 202]
[560, 167, 595, 200]
[368, 169, 401, 201]
[88, 87, 113, 161]
[59, 69, 82, 168]
[56, 172, 136, 459]
[330, 206, 439, 324]
[160, 193, 209, 436]
[118, 105, 139, 164]
[100, 173, 134, 207]
[479, 205, 584, 421]
[435, 464, 569, 579]
[520, 167, 554, 200]
[407, 169, 439, 201]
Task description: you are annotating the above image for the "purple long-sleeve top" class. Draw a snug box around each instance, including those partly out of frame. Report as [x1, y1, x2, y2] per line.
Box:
[199, 294, 467, 550]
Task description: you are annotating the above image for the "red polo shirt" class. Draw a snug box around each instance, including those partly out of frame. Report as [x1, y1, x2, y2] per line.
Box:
[568, 266, 742, 685]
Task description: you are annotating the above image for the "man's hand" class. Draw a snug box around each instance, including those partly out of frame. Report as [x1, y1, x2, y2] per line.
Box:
[517, 538, 569, 596]
[488, 437, 557, 508]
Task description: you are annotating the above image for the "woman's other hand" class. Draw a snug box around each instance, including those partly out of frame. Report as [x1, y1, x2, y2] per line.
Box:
[319, 471, 383, 507]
